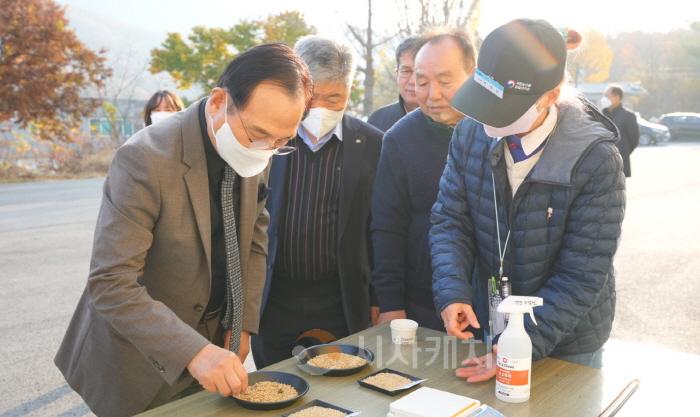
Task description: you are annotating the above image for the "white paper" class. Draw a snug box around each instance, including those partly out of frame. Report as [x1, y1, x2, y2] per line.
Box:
[389, 387, 481, 417]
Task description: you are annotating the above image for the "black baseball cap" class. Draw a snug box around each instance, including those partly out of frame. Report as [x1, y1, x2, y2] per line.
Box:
[451, 19, 567, 128]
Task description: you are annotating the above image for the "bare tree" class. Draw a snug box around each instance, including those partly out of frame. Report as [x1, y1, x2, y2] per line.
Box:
[397, 0, 481, 37]
[346, 0, 394, 115]
[347, 0, 481, 115]
[97, 46, 147, 146]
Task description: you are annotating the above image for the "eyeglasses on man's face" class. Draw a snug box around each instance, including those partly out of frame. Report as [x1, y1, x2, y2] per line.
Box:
[230, 98, 297, 156]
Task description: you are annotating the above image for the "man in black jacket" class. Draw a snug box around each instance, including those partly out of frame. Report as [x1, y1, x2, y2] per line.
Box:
[371, 31, 476, 331]
[603, 85, 639, 177]
[252, 36, 382, 368]
[368, 36, 422, 132]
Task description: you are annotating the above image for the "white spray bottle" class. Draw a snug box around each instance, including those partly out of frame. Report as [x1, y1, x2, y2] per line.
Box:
[495, 295, 543, 403]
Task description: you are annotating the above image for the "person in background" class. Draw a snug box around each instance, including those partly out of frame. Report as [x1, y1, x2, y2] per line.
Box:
[251, 36, 383, 368]
[144, 90, 185, 126]
[602, 85, 639, 177]
[371, 30, 475, 331]
[367, 36, 422, 132]
[55, 44, 312, 417]
[431, 20, 625, 383]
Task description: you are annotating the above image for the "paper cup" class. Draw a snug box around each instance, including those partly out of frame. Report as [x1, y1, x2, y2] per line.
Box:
[390, 319, 418, 345]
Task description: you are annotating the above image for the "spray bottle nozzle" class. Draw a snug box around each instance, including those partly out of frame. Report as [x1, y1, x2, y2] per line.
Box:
[497, 296, 544, 325]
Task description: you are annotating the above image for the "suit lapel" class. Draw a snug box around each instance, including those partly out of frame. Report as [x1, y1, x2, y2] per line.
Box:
[338, 116, 364, 241]
[238, 176, 256, 271]
[268, 153, 290, 235]
[181, 100, 212, 279]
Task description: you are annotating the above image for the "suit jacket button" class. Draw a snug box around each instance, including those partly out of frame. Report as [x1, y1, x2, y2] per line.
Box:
[194, 304, 204, 313]
[150, 358, 165, 372]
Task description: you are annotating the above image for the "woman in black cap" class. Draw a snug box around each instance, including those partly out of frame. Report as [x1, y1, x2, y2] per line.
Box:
[430, 19, 625, 382]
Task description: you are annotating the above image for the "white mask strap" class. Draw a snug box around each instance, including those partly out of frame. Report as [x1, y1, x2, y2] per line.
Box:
[209, 93, 229, 140]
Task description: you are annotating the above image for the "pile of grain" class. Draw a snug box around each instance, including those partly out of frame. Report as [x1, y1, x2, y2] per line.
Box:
[307, 352, 367, 370]
[289, 406, 346, 417]
[362, 372, 412, 391]
[234, 381, 298, 403]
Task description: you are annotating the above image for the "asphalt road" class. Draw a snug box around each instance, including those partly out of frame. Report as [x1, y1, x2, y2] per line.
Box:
[1, 142, 699, 416]
[0, 179, 102, 417]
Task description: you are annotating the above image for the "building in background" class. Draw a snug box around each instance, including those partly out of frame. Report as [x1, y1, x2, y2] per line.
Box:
[0, 97, 147, 173]
[83, 98, 147, 141]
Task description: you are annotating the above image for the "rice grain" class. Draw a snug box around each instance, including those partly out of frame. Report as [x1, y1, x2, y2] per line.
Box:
[307, 352, 367, 370]
[362, 372, 412, 391]
[289, 405, 346, 417]
[234, 381, 298, 403]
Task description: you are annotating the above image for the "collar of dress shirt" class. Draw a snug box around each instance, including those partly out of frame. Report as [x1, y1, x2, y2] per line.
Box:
[518, 104, 558, 155]
[297, 118, 344, 152]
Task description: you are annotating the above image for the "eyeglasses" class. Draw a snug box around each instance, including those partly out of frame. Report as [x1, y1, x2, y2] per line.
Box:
[398, 68, 414, 79]
[230, 100, 296, 155]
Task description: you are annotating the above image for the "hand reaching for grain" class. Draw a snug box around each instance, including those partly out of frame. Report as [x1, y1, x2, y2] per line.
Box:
[187, 343, 249, 396]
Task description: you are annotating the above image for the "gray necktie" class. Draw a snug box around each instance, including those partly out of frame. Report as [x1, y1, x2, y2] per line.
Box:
[220, 165, 244, 353]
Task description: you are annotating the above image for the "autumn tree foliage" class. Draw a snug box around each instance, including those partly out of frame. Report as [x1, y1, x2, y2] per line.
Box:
[150, 11, 315, 92]
[567, 30, 614, 85]
[0, 0, 111, 142]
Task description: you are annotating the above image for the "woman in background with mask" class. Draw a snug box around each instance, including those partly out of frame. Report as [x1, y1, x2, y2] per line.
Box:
[143, 90, 184, 126]
[430, 19, 626, 383]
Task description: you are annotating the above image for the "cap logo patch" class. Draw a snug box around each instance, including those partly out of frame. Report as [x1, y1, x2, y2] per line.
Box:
[507, 80, 533, 92]
[475, 69, 504, 99]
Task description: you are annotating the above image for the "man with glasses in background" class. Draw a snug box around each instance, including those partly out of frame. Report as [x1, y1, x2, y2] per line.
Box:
[55, 43, 312, 417]
[368, 36, 422, 132]
[252, 36, 383, 368]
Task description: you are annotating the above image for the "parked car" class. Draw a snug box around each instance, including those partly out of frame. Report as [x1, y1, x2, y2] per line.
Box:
[636, 113, 671, 146]
[658, 113, 700, 140]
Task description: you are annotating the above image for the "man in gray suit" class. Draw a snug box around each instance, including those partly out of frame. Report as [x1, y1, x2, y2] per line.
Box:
[55, 44, 312, 417]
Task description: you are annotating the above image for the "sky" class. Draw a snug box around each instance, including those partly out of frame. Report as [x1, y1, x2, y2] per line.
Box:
[54, 0, 699, 100]
[57, 0, 698, 41]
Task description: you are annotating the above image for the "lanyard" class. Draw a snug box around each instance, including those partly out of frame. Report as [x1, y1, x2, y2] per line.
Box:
[491, 170, 511, 279]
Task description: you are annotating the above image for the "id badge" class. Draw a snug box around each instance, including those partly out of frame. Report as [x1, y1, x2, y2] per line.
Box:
[488, 277, 508, 338]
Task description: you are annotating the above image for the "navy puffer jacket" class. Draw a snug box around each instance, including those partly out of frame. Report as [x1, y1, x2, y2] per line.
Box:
[430, 102, 626, 360]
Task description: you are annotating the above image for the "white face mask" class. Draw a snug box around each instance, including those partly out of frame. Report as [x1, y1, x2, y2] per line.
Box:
[599, 97, 612, 110]
[150, 111, 175, 125]
[483, 102, 543, 138]
[208, 96, 275, 178]
[301, 107, 344, 138]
